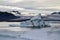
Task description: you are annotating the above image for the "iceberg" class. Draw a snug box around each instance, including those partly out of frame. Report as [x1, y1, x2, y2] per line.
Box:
[20, 14, 50, 28]
[10, 14, 50, 28]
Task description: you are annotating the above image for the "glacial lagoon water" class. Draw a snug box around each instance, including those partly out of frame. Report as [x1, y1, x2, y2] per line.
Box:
[0, 22, 32, 40]
[0, 22, 60, 40]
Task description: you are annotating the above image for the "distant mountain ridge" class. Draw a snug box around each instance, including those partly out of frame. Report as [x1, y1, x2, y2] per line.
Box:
[43, 12, 60, 21]
[0, 11, 19, 20]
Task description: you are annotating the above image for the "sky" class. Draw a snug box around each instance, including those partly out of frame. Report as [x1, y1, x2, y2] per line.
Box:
[0, 0, 60, 7]
[0, 0, 60, 14]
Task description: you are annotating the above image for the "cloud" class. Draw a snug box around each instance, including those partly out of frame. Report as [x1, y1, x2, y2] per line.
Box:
[9, 0, 60, 9]
[0, 0, 60, 13]
[0, 5, 25, 12]
[8, 0, 24, 3]
[0, 0, 24, 3]
[0, 0, 60, 7]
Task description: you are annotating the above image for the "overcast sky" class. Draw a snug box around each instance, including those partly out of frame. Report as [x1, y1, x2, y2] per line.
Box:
[0, 0, 60, 13]
[0, 0, 60, 7]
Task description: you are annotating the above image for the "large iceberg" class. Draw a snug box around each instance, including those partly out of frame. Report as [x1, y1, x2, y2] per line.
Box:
[20, 14, 42, 27]
[20, 14, 50, 28]
[10, 14, 50, 28]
